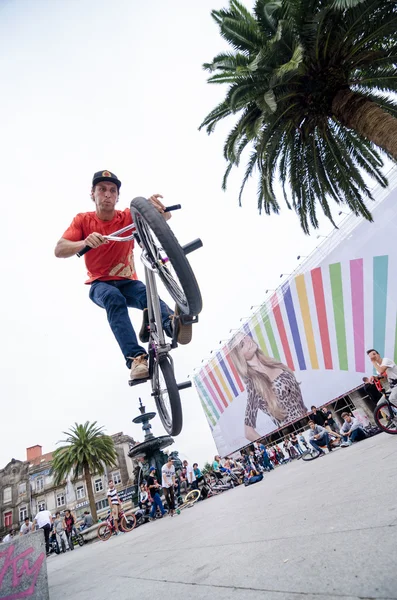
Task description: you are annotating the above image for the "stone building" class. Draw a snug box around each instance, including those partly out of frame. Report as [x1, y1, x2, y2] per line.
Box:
[0, 432, 139, 540]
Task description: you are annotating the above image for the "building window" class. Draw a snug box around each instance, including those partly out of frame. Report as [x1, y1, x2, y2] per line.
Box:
[19, 506, 28, 522]
[95, 499, 108, 511]
[94, 478, 103, 493]
[76, 485, 85, 500]
[112, 471, 122, 485]
[18, 482, 26, 496]
[36, 478, 44, 492]
[56, 493, 65, 508]
[3, 487, 12, 504]
[4, 511, 12, 528]
[38, 501, 46, 511]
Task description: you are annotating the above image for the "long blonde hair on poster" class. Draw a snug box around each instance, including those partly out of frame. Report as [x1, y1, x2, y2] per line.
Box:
[228, 333, 292, 422]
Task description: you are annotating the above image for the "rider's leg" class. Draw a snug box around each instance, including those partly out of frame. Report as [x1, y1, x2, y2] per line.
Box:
[115, 279, 173, 336]
[89, 281, 147, 375]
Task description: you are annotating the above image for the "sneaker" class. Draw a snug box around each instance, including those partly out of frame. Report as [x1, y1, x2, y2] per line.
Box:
[116, 531, 124, 536]
[327, 445, 333, 452]
[318, 451, 326, 457]
[340, 441, 350, 448]
[129, 355, 149, 380]
[139, 308, 150, 343]
[172, 306, 192, 345]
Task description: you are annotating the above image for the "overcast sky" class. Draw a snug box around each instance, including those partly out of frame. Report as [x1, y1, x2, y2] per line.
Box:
[0, 0, 383, 469]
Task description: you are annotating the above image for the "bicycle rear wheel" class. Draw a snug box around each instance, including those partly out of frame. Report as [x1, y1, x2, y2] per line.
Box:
[120, 513, 136, 532]
[184, 489, 200, 506]
[131, 197, 202, 315]
[153, 354, 182, 435]
[374, 402, 397, 434]
[97, 524, 112, 541]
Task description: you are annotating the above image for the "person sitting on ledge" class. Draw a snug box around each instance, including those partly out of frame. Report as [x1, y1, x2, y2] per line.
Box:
[308, 420, 333, 456]
[339, 412, 367, 447]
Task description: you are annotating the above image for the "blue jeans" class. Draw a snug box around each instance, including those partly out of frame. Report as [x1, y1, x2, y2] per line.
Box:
[293, 443, 303, 456]
[262, 455, 274, 470]
[89, 279, 173, 368]
[342, 428, 366, 443]
[150, 492, 165, 518]
[309, 433, 330, 453]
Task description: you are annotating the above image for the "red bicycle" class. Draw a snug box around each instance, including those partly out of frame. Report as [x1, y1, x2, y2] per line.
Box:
[97, 506, 137, 541]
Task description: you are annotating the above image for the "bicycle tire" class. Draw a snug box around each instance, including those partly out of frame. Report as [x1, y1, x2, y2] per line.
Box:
[131, 197, 202, 315]
[374, 402, 397, 434]
[301, 449, 321, 461]
[76, 533, 84, 546]
[153, 354, 182, 435]
[184, 489, 201, 505]
[97, 524, 112, 541]
[120, 513, 136, 532]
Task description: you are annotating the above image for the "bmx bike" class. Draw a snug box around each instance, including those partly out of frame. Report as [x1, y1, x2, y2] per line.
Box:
[175, 488, 201, 513]
[97, 507, 137, 541]
[373, 385, 397, 435]
[77, 197, 203, 435]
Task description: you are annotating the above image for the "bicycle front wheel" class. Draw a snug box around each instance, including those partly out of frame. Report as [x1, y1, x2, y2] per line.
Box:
[120, 513, 136, 532]
[374, 402, 397, 434]
[301, 449, 321, 461]
[97, 524, 112, 541]
[153, 355, 182, 435]
[184, 489, 200, 506]
[131, 197, 202, 315]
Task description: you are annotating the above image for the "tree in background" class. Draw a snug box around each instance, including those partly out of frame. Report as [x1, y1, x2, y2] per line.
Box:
[200, 0, 397, 233]
[51, 422, 117, 522]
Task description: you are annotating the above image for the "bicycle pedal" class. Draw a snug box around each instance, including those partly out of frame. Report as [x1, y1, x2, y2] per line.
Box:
[128, 377, 150, 387]
[179, 314, 199, 326]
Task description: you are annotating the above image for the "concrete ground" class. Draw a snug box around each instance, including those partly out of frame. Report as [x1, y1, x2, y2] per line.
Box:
[47, 432, 397, 600]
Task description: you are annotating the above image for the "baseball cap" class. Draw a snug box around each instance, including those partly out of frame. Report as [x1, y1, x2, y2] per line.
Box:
[92, 170, 121, 190]
[149, 466, 156, 472]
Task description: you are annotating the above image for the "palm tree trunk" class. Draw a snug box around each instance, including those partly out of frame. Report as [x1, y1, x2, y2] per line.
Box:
[332, 89, 397, 160]
[84, 464, 98, 523]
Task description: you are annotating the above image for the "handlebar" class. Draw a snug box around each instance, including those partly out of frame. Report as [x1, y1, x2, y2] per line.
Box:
[76, 203, 181, 258]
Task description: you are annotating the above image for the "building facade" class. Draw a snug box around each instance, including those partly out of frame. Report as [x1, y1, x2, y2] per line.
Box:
[0, 432, 139, 540]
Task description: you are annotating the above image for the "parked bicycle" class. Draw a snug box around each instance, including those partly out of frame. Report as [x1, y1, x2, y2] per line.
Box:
[97, 507, 137, 541]
[77, 197, 203, 435]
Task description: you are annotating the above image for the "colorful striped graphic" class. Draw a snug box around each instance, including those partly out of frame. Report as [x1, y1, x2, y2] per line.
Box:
[311, 268, 333, 370]
[194, 254, 395, 429]
[373, 256, 388, 358]
[350, 259, 365, 373]
[329, 263, 348, 371]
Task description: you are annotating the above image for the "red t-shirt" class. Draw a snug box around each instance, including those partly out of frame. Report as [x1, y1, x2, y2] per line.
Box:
[62, 208, 138, 284]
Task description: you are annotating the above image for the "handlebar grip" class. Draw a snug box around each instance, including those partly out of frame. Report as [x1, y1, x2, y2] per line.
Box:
[76, 245, 92, 258]
[164, 204, 181, 213]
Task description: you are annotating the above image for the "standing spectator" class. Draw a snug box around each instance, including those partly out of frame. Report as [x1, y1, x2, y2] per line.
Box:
[320, 407, 341, 436]
[53, 512, 68, 552]
[63, 509, 78, 548]
[283, 438, 294, 460]
[339, 412, 367, 446]
[107, 480, 123, 536]
[268, 446, 277, 466]
[309, 406, 328, 427]
[20, 517, 33, 536]
[289, 433, 303, 456]
[183, 460, 198, 490]
[193, 463, 205, 486]
[162, 457, 176, 516]
[299, 433, 309, 451]
[147, 466, 166, 520]
[2, 530, 15, 544]
[308, 420, 333, 456]
[256, 441, 274, 471]
[32, 507, 53, 555]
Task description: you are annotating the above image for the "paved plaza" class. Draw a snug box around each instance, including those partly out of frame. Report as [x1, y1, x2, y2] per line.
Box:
[48, 433, 397, 600]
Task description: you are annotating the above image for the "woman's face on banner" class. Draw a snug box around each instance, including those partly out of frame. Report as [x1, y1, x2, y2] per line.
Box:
[238, 335, 257, 361]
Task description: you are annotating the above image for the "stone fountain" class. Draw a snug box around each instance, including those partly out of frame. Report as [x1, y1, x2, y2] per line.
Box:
[128, 398, 175, 483]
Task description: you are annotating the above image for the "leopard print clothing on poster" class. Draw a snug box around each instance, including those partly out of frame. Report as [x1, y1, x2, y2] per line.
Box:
[244, 371, 307, 429]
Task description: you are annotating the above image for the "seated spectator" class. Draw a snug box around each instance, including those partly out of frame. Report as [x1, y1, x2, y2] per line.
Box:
[340, 412, 367, 446]
[193, 463, 205, 486]
[308, 420, 333, 456]
[80, 511, 93, 531]
[320, 407, 342, 438]
[244, 465, 263, 486]
[212, 455, 224, 480]
[179, 467, 188, 494]
[139, 482, 150, 510]
[2, 530, 15, 543]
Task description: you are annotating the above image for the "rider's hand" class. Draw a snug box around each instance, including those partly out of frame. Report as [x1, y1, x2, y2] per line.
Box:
[148, 194, 171, 221]
[84, 232, 108, 248]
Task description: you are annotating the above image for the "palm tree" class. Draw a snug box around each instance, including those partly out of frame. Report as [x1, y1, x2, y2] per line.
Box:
[200, 0, 397, 233]
[51, 422, 117, 522]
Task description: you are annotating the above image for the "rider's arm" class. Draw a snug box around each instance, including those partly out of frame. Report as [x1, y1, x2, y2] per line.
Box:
[54, 233, 107, 258]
